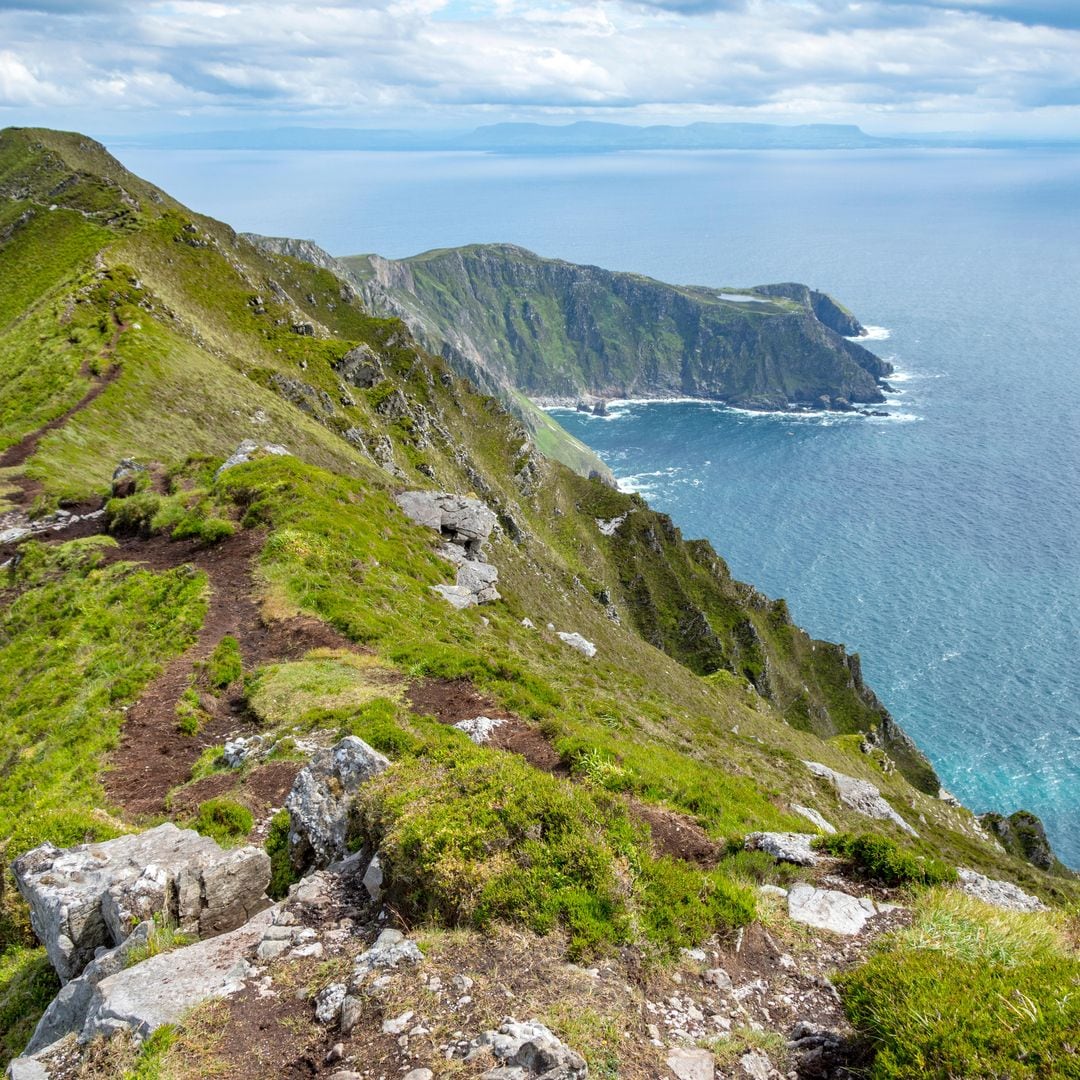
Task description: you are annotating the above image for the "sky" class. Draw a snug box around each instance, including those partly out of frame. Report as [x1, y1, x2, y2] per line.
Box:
[0, 0, 1078, 138]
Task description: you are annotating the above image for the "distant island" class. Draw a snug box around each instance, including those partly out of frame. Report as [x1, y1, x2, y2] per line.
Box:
[108, 120, 1080, 154]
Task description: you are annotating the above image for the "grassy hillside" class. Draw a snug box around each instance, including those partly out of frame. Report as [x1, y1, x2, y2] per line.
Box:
[1, 128, 1076, 1077]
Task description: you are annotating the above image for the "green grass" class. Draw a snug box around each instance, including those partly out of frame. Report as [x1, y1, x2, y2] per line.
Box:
[0, 946, 57, 1067]
[352, 710, 756, 958]
[204, 635, 242, 690]
[840, 890, 1080, 1079]
[0, 537, 206, 858]
[265, 809, 299, 900]
[123, 919, 194, 969]
[191, 798, 254, 846]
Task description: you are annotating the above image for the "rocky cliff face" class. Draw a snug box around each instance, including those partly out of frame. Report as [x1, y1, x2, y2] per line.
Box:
[341, 244, 892, 411]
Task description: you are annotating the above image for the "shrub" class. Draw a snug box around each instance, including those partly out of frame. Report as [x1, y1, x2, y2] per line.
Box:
[106, 491, 161, 535]
[193, 799, 253, 846]
[817, 832, 957, 887]
[355, 735, 754, 958]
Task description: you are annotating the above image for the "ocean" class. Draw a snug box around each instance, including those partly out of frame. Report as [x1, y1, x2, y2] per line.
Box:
[119, 146, 1080, 866]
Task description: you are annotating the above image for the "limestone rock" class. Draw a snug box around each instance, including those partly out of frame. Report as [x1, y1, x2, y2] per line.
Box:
[454, 716, 507, 744]
[314, 982, 347, 1024]
[351, 929, 424, 981]
[803, 761, 917, 836]
[557, 632, 596, 658]
[791, 804, 837, 834]
[471, 1019, 587, 1079]
[12, 824, 271, 983]
[215, 439, 289, 478]
[744, 832, 819, 866]
[23, 922, 152, 1056]
[740, 1051, 772, 1079]
[956, 868, 1048, 912]
[430, 584, 477, 609]
[456, 558, 500, 603]
[666, 1046, 714, 1080]
[285, 736, 390, 871]
[80, 907, 273, 1043]
[787, 883, 882, 935]
[394, 491, 497, 557]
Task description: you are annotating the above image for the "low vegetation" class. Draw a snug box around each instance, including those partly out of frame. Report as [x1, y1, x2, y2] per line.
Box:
[840, 889, 1080, 1079]
[817, 832, 957, 887]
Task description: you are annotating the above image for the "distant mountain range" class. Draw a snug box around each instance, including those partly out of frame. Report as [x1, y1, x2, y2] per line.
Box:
[107, 121, 1080, 154]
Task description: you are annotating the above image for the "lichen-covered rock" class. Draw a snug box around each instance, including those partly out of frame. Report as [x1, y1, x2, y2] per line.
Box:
[744, 832, 819, 866]
[395, 491, 498, 557]
[456, 558, 500, 603]
[956, 868, 1048, 912]
[803, 761, 917, 836]
[666, 1046, 714, 1080]
[454, 716, 507, 744]
[12, 824, 271, 983]
[23, 922, 152, 1056]
[351, 928, 423, 982]
[470, 1019, 587, 1079]
[285, 736, 390, 871]
[791, 804, 837, 834]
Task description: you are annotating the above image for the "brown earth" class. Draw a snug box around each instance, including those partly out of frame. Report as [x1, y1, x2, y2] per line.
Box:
[101, 527, 367, 818]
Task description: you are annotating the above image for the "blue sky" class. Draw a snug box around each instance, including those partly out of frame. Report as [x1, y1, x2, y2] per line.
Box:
[0, 0, 1078, 136]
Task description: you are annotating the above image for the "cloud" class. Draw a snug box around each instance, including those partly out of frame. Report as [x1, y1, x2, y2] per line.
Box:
[0, 0, 1077, 133]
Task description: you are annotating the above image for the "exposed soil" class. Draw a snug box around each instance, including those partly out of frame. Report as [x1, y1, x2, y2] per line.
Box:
[629, 798, 723, 866]
[165, 761, 303, 822]
[102, 527, 366, 818]
[406, 677, 569, 776]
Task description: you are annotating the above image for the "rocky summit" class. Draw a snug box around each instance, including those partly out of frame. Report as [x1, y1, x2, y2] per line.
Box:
[0, 127, 1077, 1080]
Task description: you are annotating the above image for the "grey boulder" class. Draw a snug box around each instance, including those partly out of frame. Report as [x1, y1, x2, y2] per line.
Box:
[285, 736, 390, 871]
[12, 824, 270, 983]
[215, 439, 289, 479]
[395, 491, 498, 557]
[956, 868, 1048, 912]
[80, 906, 274, 1043]
[744, 832, 819, 866]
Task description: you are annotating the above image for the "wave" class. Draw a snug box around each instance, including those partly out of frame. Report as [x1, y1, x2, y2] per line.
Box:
[851, 325, 891, 341]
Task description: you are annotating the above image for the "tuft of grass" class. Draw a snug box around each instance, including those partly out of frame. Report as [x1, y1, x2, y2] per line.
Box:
[192, 798, 253, 847]
[839, 889, 1080, 1079]
[123, 918, 194, 969]
[205, 635, 242, 690]
[175, 686, 204, 736]
[0, 946, 58, 1068]
[816, 832, 957, 888]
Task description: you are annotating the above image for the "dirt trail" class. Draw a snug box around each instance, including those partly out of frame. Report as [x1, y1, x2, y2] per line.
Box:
[102, 528, 364, 818]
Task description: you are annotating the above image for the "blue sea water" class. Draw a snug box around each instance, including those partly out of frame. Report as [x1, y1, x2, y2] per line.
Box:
[120, 147, 1080, 866]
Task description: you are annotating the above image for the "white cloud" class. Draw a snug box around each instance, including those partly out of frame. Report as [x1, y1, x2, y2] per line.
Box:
[0, 0, 1077, 133]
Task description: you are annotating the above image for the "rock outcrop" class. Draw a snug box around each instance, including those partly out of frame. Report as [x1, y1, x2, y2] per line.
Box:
[956, 869, 1048, 913]
[467, 1019, 588, 1079]
[285, 736, 390, 871]
[395, 490, 501, 606]
[12, 824, 271, 983]
[215, 439, 290, 478]
[803, 761, 917, 837]
[786, 883, 889, 935]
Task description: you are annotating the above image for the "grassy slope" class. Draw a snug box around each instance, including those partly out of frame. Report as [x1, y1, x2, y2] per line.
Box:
[1, 127, 1077, 1074]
